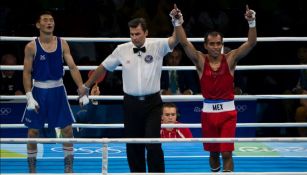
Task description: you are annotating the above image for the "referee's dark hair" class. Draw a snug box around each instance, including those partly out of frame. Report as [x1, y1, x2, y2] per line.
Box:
[128, 18, 147, 32]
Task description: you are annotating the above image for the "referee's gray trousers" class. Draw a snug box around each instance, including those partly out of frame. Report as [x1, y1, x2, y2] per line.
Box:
[123, 92, 165, 172]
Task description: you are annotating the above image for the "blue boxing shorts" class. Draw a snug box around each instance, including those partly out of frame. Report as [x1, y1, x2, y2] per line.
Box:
[22, 79, 75, 129]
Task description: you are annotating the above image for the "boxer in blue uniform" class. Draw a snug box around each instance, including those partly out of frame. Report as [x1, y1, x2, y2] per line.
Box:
[22, 11, 88, 173]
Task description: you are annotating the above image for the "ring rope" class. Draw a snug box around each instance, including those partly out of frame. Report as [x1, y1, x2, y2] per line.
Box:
[2, 137, 307, 144]
[1, 65, 307, 71]
[1, 137, 307, 144]
[1, 123, 307, 129]
[1, 36, 307, 42]
[1, 173, 307, 175]
[1, 94, 307, 101]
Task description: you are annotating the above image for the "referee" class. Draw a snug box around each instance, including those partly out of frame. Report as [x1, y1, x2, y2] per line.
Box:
[84, 11, 182, 173]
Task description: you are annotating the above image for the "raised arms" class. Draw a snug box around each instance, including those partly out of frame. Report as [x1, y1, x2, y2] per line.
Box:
[171, 4, 204, 75]
[227, 5, 257, 70]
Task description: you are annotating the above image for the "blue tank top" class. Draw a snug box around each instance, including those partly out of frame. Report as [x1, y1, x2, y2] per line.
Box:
[32, 37, 64, 81]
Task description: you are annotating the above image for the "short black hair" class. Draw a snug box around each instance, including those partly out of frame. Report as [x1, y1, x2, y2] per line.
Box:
[204, 31, 224, 44]
[128, 18, 147, 32]
[36, 11, 53, 23]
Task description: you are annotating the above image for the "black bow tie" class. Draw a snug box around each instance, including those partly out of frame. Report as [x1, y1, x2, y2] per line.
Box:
[133, 47, 146, 53]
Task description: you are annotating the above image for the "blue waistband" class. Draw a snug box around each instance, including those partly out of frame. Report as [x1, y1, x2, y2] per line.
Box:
[204, 99, 233, 103]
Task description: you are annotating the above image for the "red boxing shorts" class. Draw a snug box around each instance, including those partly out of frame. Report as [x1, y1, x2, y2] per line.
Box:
[201, 100, 237, 152]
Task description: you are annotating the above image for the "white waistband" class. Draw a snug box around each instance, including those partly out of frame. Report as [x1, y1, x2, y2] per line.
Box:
[33, 79, 63, 89]
[202, 100, 235, 113]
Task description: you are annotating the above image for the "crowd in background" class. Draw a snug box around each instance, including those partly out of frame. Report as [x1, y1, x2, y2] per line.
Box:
[0, 0, 306, 137]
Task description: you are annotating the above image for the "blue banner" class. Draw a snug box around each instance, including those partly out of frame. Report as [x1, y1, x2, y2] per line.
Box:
[0, 100, 257, 138]
[0, 101, 27, 137]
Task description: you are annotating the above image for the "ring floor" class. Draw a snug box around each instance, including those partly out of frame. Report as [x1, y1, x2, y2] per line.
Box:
[1, 142, 307, 173]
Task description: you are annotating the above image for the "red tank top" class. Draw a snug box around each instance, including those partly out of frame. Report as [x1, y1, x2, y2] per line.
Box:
[200, 55, 234, 100]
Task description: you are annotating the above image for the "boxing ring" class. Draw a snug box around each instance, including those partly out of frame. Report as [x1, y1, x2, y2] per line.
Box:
[1, 36, 307, 174]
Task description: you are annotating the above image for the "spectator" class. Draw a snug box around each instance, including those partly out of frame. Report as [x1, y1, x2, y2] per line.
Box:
[0, 53, 24, 95]
[294, 46, 307, 136]
[150, 0, 173, 37]
[278, 45, 307, 137]
[160, 102, 193, 138]
[160, 47, 199, 95]
[185, 1, 230, 37]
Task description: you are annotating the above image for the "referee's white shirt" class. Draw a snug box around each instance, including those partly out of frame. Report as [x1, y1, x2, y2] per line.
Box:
[102, 38, 172, 96]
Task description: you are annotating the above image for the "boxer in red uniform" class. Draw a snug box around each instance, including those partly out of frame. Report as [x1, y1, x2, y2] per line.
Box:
[171, 4, 257, 172]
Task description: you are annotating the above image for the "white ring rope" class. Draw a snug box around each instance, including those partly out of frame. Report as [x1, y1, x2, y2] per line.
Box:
[1, 123, 307, 129]
[1, 36, 307, 42]
[1, 94, 307, 101]
[1, 137, 307, 144]
[1, 173, 307, 175]
[1, 65, 307, 71]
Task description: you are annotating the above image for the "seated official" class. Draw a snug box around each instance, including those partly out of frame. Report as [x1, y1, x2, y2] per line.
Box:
[160, 102, 193, 138]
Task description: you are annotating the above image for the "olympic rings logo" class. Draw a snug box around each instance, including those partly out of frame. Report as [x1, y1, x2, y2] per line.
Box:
[239, 146, 307, 152]
[50, 146, 125, 155]
[193, 107, 202, 113]
[0, 107, 12, 115]
[236, 105, 247, 112]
